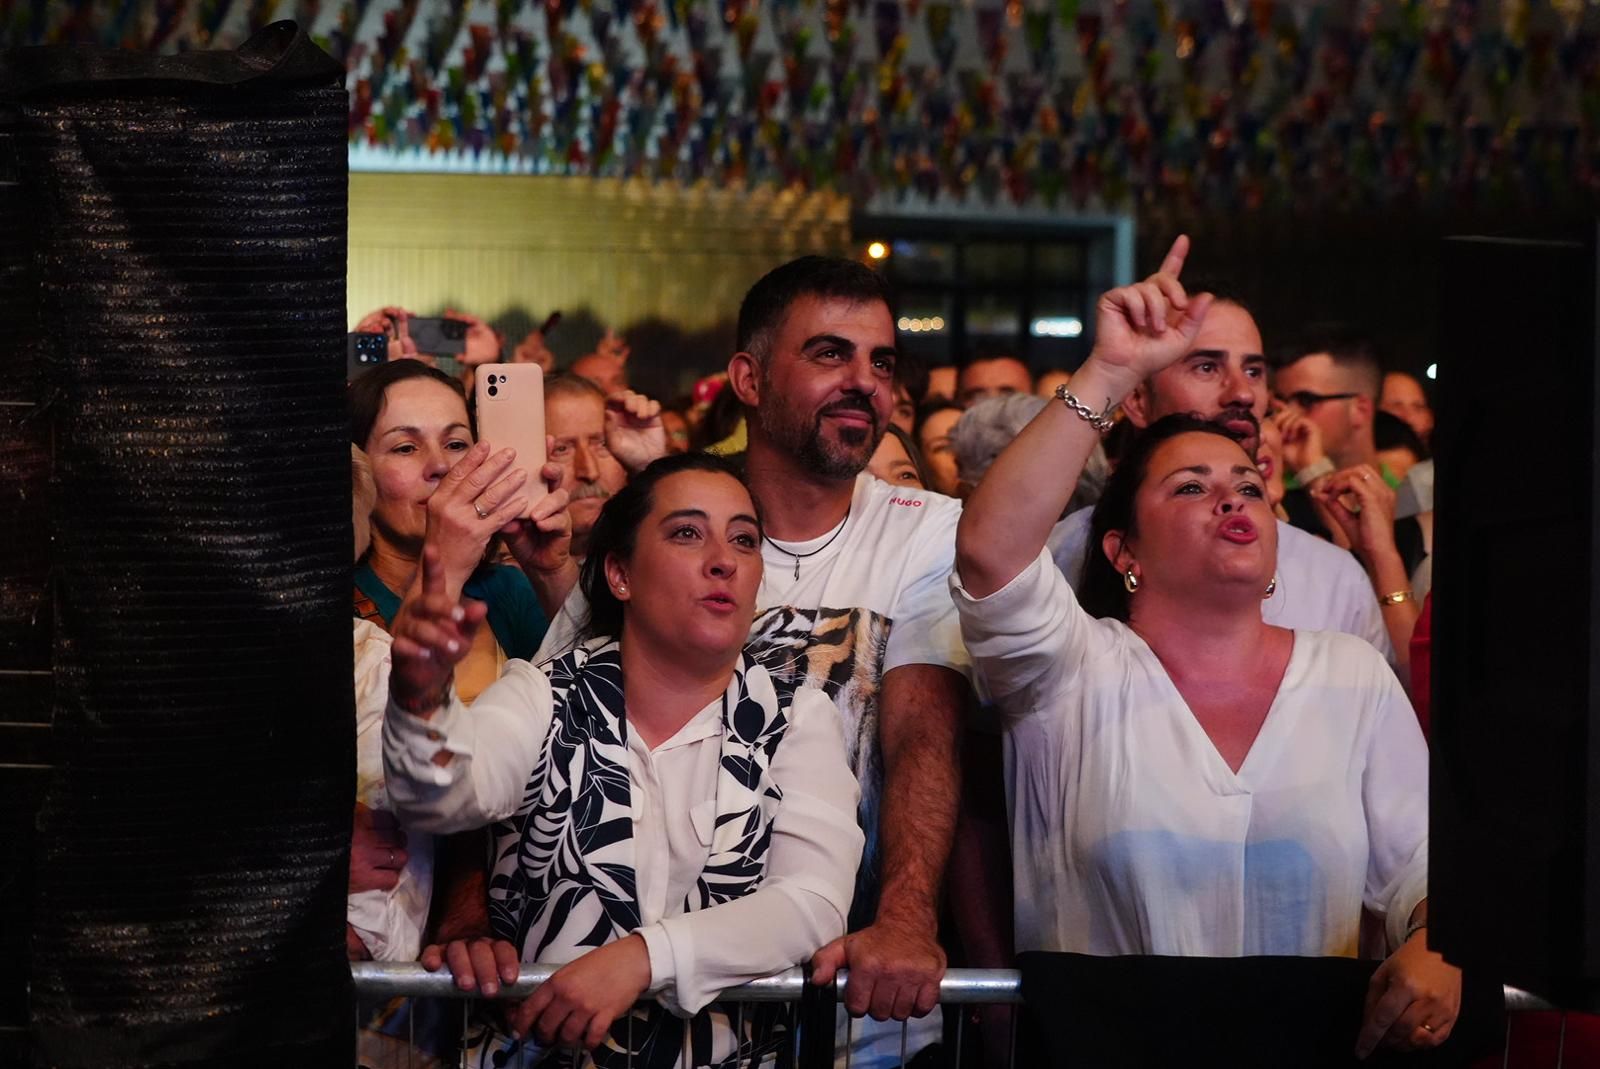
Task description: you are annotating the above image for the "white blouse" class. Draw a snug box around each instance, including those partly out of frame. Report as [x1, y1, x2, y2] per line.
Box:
[952, 552, 1428, 959]
[348, 618, 433, 962]
[382, 658, 864, 1015]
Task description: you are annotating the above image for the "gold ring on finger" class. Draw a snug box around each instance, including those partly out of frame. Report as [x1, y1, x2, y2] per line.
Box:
[473, 500, 490, 519]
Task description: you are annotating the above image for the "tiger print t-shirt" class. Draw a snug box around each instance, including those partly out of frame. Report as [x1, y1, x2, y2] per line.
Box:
[749, 472, 970, 925]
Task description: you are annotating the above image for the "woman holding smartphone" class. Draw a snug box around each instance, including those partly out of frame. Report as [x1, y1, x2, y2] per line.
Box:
[350, 359, 575, 701]
[383, 454, 863, 1068]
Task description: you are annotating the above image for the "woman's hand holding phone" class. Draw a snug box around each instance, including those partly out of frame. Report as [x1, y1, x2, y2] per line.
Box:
[423, 442, 533, 594]
[502, 448, 572, 577]
[501, 442, 579, 618]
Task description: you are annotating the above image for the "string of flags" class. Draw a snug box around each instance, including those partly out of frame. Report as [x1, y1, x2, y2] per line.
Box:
[5, 0, 1598, 213]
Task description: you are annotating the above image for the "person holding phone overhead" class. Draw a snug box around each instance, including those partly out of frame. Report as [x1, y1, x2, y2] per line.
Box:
[952, 237, 1457, 1058]
[382, 454, 863, 1068]
[350, 359, 576, 702]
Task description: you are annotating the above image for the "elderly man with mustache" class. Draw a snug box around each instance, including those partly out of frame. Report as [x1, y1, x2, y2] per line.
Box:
[543, 372, 666, 560]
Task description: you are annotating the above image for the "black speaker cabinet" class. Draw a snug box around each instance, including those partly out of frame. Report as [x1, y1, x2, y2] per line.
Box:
[1431, 225, 1600, 1009]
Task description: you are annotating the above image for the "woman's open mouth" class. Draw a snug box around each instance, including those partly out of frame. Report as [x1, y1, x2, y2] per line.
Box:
[1219, 517, 1258, 544]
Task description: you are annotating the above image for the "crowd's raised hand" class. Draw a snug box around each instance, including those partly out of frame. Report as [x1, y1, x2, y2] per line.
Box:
[603, 389, 669, 474]
[957, 235, 1214, 599]
[1085, 235, 1215, 392]
[445, 307, 505, 367]
[354, 305, 421, 362]
[1272, 406, 1327, 480]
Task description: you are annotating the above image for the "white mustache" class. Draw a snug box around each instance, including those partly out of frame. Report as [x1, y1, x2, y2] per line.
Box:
[570, 481, 612, 502]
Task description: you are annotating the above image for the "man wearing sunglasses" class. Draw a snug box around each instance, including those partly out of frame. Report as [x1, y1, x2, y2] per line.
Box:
[1272, 326, 1394, 484]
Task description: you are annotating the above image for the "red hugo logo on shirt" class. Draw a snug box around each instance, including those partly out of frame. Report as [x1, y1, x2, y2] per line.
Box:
[889, 496, 923, 508]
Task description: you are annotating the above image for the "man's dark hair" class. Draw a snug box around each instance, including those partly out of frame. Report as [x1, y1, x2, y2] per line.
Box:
[1079, 414, 1249, 622]
[348, 359, 467, 448]
[580, 452, 759, 640]
[736, 256, 893, 365]
[1172, 275, 1252, 315]
[1276, 323, 1383, 400]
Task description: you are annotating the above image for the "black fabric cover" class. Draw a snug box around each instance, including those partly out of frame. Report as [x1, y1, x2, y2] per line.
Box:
[1017, 951, 1504, 1068]
[0, 97, 51, 1067]
[2, 23, 354, 1067]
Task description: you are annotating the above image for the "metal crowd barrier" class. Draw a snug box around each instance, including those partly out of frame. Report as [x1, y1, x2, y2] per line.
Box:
[352, 963, 1022, 1004]
[352, 962, 1567, 1069]
[353, 964, 1017, 1069]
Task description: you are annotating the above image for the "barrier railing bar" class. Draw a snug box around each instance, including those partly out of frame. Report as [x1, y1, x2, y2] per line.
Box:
[350, 963, 1559, 1014]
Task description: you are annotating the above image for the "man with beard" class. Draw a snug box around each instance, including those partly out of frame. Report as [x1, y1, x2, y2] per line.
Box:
[1046, 294, 1393, 660]
[723, 256, 971, 1064]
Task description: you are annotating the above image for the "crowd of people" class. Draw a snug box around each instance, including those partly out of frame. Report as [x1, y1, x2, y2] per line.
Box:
[343, 237, 1454, 1068]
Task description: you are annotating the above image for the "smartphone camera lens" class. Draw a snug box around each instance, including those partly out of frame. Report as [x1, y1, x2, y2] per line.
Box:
[487, 385, 498, 397]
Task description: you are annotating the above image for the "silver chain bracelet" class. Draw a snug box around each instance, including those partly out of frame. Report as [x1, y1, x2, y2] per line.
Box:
[1054, 383, 1116, 434]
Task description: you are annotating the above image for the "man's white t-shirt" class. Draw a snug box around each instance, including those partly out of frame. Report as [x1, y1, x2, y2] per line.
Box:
[750, 474, 970, 914]
[754, 473, 967, 1067]
[1047, 507, 1394, 661]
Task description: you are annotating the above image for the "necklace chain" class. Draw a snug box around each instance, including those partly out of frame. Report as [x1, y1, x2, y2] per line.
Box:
[764, 504, 852, 581]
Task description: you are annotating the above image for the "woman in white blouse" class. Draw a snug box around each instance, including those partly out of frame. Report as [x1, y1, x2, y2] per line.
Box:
[953, 237, 1459, 1059]
[382, 453, 863, 1068]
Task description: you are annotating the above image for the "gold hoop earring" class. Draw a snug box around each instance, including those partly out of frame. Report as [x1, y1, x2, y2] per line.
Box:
[1263, 576, 1277, 600]
[1123, 568, 1140, 594]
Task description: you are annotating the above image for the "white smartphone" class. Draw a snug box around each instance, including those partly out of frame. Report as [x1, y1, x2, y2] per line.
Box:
[474, 364, 547, 515]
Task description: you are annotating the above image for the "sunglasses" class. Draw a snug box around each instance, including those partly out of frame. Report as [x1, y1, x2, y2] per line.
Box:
[1278, 390, 1359, 409]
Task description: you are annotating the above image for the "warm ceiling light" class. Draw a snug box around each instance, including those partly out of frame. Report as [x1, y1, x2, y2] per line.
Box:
[866, 241, 889, 260]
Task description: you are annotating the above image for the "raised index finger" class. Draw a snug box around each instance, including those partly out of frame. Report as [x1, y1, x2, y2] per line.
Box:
[1159, 234, 1191, 277]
